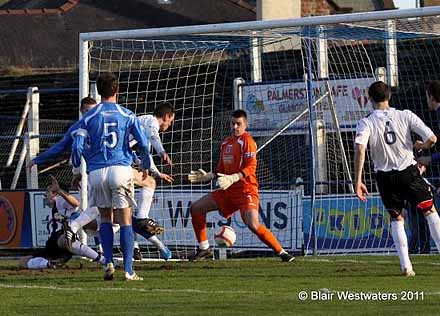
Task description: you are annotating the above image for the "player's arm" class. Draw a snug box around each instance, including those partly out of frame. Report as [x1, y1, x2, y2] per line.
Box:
[130, 116, 151, 171]
[49, 175, 79, 208]
[71, 124, 87, 168]
[29, 124, 78, 168]
[148, 154, 174, 183]
[31, 135, 71, 166]
[408, 110, 437, 151]
[187, 144, 225, 184]
[354, 120, 370, 202]
[217, 138, 256, 190]
[148, 122, 172, 166]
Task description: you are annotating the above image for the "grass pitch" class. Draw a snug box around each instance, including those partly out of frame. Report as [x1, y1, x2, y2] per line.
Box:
[0, 255, 439, 316]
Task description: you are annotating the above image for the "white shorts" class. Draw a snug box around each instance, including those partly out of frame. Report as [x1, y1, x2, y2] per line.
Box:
[88, 166, 135, 209]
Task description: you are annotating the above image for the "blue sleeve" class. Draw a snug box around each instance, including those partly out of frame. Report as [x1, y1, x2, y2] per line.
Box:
[33, 134, 72, 165]
[130, 116, 150, 170]
[71, 122, 88, 168]
[432, 153, 440, 164]
[71, 135, 85, 168]
[32, 123, 78, 165]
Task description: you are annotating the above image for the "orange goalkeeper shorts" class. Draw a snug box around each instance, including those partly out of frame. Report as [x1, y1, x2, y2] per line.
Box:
[212, 189, 259, 219]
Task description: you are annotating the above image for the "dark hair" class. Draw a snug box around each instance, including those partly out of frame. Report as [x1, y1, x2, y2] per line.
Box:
[96, 72, 119, 98]
[80, 96, 96, 109]
[153, 102, 175, 118]
[232, 109, 247, 119]
[368, 81, 390, 103]
[427, 81, 440, 103]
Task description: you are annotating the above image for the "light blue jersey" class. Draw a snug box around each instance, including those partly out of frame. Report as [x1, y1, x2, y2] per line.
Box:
[72, 102, 150, 172]
[32, 120, 81, 165]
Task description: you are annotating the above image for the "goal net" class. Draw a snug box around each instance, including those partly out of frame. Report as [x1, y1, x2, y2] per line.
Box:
[80, 7, 440, 257]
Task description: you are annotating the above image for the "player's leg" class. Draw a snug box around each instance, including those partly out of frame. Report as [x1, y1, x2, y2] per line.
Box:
[69, 207, 100, 233]
[56, 233, 105, 264]
[133, 233, 143, 260]
[133, 169, 170, 258]
[19, 256, 52, 269]
[19, 255, 51, 269]
[133, 172, 163, 235]
[377, 169, 413, 276]
[239, 194, 294, 262]
[132, 224, 172, 260]
[389, 213, 414, 276]
[89, 167, 116, 280]
[110, 165, 141, 281]
[189, 192, 220, 260]
[406, 166, 440, 253]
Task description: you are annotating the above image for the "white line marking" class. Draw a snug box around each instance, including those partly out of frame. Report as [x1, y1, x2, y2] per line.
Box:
[306, 258, 440, 266]
[0, 283, 263, 295]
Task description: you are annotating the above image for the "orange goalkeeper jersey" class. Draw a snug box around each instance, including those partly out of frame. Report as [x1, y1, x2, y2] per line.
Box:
[216, 131, 258, 194]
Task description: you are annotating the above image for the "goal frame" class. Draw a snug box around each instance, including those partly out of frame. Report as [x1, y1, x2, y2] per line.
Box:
[78, 6, 440, 254]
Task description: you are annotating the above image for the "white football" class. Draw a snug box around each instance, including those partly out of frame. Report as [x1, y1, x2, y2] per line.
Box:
[214, 225, 236, 247]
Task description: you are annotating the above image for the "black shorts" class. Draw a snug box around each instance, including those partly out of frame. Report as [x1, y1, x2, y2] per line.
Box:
[376, 164, 432, 211]
[33, 230, 72, 262]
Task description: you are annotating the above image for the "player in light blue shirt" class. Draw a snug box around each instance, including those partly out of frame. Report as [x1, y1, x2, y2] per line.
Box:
[72, 73, 150, 281]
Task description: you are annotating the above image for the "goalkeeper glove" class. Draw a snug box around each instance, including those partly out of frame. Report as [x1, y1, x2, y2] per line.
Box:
[216, 173, 241, 190]
[188, 169, 216, 183]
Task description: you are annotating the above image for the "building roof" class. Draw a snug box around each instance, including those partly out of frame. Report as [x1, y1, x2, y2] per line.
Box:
[0, 0, 255, 71]
[332, 0, 395, 12]
[0, 0, 395, 72]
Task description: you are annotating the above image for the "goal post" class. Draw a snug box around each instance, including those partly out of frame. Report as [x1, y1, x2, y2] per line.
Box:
[79, 6, 440, 257]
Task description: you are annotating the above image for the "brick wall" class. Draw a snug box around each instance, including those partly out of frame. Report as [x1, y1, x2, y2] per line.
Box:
[301, 0, 334, 16]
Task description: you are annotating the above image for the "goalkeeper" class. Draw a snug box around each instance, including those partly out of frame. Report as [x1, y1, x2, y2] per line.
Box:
[187, 109, 295, 262]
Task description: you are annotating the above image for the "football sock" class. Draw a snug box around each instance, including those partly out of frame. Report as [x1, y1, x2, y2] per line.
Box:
[72, 240, 101, 261]
[27, 257, 50, 269]
[70, 207, 100, 233]
[255, 224, 283, 254]
[134, 239, 140, 250]
[99, 222, 114, 265]
[199, 240, 209, 250]
[425, 211, 440, 251]
[191, 212, 208, 248]
[148, 235, 166, 251]
[391, 220, 412, 271]
[132, 223, 167, 251]
[93, 254, 105, 265]
[120, 225, 134, 275]
[77, 228, 88, 245]
[136, 187, 154, 219]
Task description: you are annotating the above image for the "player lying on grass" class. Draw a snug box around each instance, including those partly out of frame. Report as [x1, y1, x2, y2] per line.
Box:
[355, 81, 440, 277]
[187, 109, 295, 262]
[129, 101, 176, 261]
[28, 96, 97, 247]
[48, 175, 121, 250]
[19, 181, 106, 270]
[18, 223, 106, 270]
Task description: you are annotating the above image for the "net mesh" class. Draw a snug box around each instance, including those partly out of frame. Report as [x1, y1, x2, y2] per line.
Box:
[83, 14, 440, 256]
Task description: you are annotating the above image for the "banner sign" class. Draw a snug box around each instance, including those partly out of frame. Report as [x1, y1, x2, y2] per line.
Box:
[152, 190, 302, 251]
[241, 78, 374, 136]
[0, 191, 32, 248]
[302, 194, 393, 253]
[30, 190, 302, 251]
